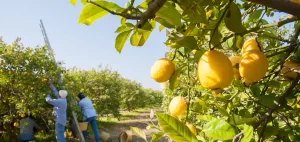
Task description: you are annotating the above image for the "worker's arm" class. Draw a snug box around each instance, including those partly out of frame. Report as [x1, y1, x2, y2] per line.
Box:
[45, 94, 61, 106]
[48, 79, 59, 98]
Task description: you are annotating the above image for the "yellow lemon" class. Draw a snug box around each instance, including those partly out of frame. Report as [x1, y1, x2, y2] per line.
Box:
[197, 50, 233, 92]
[186, 123, 197, 136]
[241, 38, 263, 54]
[150, 58, 175, 83]
[13, 122, 19, 127]
[239, 50, 268, 85]
[169, 96, 187, 116]
[229, 56, 242, 79]
[281, 60, 300, 80]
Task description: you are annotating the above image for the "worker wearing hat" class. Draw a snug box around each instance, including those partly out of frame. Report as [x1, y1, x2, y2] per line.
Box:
[45, 79, 68, 142]
[78, 92, 100, 142]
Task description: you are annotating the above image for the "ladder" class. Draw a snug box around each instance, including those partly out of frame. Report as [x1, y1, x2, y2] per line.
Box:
[39, 20, 85, 142]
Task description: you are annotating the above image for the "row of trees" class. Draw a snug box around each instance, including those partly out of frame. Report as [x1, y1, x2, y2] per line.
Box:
[0, 37, 163, 141]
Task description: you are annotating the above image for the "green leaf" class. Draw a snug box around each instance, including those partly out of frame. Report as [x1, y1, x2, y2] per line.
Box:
[258, 95, 276, 108]
[78, 1, 122, 26]
[115, 30, 132, 53]
[130, 127, 147, 141]
[266, 81, 281, 88]
[228, 114, 257, 126]
[156, 1, 182, 27]
[216, 105, 229, 117]
[70, 0, 76, 6]
[130, 30, 151, 46]
[193, 48, 206, 61]
[250, 85, 260, 97]
[248, 9, 263, 22]
[203, 119, 237, 140]
[197, 115, 217, 122]
[182, 4, 207, 23]
[115, 23, 134, 33]
[176, 36, 198, 50]
[210, 29, 222, 48]
[159, 24, 165, 32]
[169, 66, 186, 90]
[241, 124, 253, 142]
[81, 0, 87, 5]
[155, 112, 198, 142]
[224, 2, 246, 33]
[151, 131, 164, 142]
[155, 17, 176, 28]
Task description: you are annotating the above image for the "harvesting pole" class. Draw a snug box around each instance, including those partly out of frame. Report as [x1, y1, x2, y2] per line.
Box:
[39, 19, 63, 84]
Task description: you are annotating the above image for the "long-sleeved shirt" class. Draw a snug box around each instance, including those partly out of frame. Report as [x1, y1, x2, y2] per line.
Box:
[45, 84, 67, 126]
[78, 98, 97, 121]
[19, 117, 39, 135]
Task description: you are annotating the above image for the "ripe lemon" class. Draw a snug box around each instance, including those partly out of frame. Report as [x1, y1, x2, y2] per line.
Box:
[281, 60, 300, 80]
[241, 38, 263, 54]
[197, 50, 233, 92]
[169, 96, 187, 116]
[229, 56, 242, 79]
[150, 58, 175, 83]
[239, 50, 268, 85]
[186, 123, 197, 136]
[13, 122, 19, 127]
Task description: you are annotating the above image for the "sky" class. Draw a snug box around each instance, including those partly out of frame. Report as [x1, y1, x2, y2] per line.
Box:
[0, 0, 169, 90]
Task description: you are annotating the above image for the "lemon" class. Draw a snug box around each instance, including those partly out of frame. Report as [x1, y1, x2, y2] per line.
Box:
[229, 56, 242, 79]
[281, 60, 300, 80]
[150, 58, 175, 83]
[169, 96, 187, 116]
[13, 122, 19, 127]
[197, 50, 233, 92]
[186, 123, 197, 136]
[241, 38, 263, 54]
[239, 50, 268, 85]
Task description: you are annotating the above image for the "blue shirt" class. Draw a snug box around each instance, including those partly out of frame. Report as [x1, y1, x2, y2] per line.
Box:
[78, 98, 97, 121]
[45, 84, 67, 126]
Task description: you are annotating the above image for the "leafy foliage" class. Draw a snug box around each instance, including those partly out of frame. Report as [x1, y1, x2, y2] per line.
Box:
[69, 0, 300, 141]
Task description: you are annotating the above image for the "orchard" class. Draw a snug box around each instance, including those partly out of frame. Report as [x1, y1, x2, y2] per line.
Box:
[0, 38, 163, 141]
[68, 0, 300, 141]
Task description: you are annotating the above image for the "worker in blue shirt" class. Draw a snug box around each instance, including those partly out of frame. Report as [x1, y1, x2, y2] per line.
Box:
[78, 92, 100, 142]
[45, 79, 68, 142]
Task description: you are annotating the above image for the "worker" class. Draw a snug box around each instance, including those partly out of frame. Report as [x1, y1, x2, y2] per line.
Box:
[78, 92, 100, 142]
[18, 113, 42, 142]
[46, 79, 68, 142]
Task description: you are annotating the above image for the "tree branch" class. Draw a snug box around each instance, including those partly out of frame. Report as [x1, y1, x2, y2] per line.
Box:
[89, 1, 141, 19]
[252, 73, 300, 129]
[137, 0, 168, 28]
[210, 0, 232, 50]
[246, 0, 300, 18]
[89, 0, 168, 28]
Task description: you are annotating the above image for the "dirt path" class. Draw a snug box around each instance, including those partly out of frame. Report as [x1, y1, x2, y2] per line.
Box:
[87, 108, 169, 142]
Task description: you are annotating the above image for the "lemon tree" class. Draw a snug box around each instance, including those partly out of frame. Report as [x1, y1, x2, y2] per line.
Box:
[68, 0, 300, 141]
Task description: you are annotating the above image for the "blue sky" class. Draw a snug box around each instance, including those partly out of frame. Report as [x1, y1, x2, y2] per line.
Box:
[0, 0, 168, 90]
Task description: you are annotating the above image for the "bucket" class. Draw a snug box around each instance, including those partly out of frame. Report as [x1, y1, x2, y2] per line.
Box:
[119, 132, 132, 142]
[79, 122, 88, 131]
[100, 131, 110, 142]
